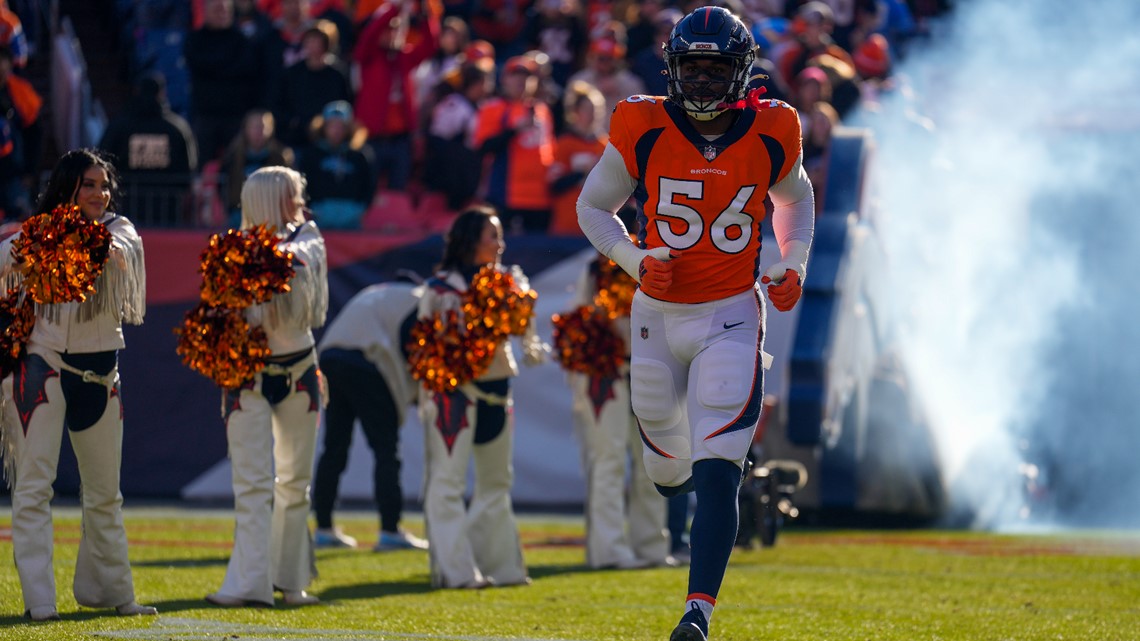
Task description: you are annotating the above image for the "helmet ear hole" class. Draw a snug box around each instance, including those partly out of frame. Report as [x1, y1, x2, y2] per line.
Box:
[663, 6, 756, 120]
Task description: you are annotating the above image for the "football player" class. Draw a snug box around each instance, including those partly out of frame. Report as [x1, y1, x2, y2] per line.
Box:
[576, 6, 815, 641]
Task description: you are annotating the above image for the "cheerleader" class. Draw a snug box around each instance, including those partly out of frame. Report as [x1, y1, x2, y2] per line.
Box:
[205, 167, 328, 608]
[417, 205, 546, 589]
[0, 149, 153, 620]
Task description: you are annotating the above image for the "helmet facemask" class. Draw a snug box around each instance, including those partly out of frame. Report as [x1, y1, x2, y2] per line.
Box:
[665, 52, 753, 121]
[662, 6, 759, 122]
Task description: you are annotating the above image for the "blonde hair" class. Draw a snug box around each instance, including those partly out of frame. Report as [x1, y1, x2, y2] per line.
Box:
[240, 166, 307, 230]
[563, 80, 605, 133]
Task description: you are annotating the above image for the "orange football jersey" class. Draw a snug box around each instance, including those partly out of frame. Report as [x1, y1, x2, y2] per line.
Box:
[609, 96, 802, 304]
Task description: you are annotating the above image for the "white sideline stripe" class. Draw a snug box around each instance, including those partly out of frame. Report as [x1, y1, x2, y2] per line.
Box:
[94, 616, 587, 641]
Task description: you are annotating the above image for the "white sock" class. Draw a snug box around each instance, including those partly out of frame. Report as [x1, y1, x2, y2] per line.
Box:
[685, 594, 715, 626]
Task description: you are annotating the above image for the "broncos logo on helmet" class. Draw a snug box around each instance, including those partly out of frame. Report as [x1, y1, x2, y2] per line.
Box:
[663, 5, 757, 121]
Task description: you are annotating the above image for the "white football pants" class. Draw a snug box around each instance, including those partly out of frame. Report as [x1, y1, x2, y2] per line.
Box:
[419, 385, 527, 588]
[5, 347, 136, 614]
[570, 370, 669, 568]
[216, 363, 319, 604]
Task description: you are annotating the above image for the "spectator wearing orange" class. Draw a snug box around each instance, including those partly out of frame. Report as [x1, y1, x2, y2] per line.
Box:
[0, 44, 39, 219]
[548, 81, 606, 236]
[353, 0, 440, 191]
[353, 0, 383, 24]
[777, 1, 855, 94]
[0, 0, 27, 68]
[472, 56, 555, 234]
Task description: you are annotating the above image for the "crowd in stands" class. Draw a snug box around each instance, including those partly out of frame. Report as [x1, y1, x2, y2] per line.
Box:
[0, 0, 951, 229]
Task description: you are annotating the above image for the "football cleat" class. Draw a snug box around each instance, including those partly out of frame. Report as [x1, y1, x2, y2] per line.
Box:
[669, 602, 709, 641]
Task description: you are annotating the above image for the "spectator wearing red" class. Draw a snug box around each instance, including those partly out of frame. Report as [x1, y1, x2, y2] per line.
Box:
[353, 0, 440, 191]
[472, 55, 554, 234]
[352, 0, 384, 24]
[853, 32, 892, 80]
[547, 80, 606, 236]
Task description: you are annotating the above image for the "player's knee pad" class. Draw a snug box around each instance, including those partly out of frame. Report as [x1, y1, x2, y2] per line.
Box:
[695, 416, 753, 463]
[695, 345, 755, 412]
[643, 451, 692, 489]
[630, 360, 679, 424]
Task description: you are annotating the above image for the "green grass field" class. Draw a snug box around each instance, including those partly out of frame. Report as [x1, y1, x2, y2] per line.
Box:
[1, 507, 1139, 641]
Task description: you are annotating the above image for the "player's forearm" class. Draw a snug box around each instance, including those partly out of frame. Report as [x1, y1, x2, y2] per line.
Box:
[768, 154, 815, 278]
[576, 144, 642, 278]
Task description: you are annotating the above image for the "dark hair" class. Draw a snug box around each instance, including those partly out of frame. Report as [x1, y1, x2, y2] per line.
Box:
[36, 148, 120, 214]
[437, 205, 499, 272]
[303, 19, 339, 56]
[460, 63, 491, 92]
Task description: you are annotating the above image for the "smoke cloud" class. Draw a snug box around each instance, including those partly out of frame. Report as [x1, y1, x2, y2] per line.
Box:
[856, 0, 1140, 529]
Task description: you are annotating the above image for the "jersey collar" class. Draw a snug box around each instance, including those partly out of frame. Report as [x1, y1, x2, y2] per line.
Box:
[663, 101, 756, 163]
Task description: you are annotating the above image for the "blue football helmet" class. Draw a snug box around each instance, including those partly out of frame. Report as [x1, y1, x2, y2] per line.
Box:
[663, 6, 757, 121]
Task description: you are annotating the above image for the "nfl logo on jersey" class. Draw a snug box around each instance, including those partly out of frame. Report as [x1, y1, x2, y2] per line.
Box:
[703, 146, 718, 161]
[640, 326, 648, 340]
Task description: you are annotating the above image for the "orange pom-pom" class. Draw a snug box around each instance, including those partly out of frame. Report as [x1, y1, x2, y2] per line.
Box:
[463, 265, 538, 338]
[406, 310, 497, 393]
[174, 302, 271, 389]
[199, 225, 295, 309]
[593, 258, 636, 319]
[551, 305, 624, 379]
[12, 205, 112, 304]
[0, 289, 35, 378]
